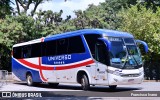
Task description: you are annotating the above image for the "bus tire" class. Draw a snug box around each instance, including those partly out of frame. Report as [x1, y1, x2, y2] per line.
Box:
[26, 74, 33, 86]
[109, 85, 117, 89]
[81, 74, 90, 91]
[49, 83, 59, 87]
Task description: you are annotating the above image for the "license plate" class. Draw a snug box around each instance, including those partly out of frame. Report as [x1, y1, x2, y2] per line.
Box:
[128, 79, 134, 82]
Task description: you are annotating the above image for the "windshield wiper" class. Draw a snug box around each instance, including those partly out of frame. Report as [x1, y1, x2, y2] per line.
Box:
[122, 48, 139, 69]
[121, 56, 128, 69]
[122, 55, 138, 69]
[130, 54, 139, 66]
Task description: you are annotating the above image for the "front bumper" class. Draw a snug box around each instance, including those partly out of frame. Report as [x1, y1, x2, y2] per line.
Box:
[108, 73, 144, 85]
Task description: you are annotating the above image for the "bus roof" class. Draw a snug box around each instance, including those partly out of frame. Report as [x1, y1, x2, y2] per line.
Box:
[45, 29, 134, 41]
[13, 29, 134, 47]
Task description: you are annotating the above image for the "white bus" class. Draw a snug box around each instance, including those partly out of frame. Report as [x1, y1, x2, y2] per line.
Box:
[12, 29, 148, 90]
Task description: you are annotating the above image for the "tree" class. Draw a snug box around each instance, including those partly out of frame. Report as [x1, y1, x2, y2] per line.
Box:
[119, 5, 160, 56]
[140, 0, 160, 12]
[118, 5, 160, 79]
[15, 0, 49, 16]
[14, 0, 69, 16]
[0, 0, 13, 18]
[105, 0, 137, 11]
[71, 0, 139, 30]
[0, 16, 24, 71]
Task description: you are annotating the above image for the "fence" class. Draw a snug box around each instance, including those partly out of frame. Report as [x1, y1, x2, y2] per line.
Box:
[0, 70, 13, 87]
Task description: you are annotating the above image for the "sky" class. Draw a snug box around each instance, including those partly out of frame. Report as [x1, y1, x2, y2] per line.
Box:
[12, 0, 105, 19]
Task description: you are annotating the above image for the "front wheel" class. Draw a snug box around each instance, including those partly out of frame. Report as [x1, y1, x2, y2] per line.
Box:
[81, 74, 90, 91]
[109, 85, 117, 89]
[26, 74, 33, 86]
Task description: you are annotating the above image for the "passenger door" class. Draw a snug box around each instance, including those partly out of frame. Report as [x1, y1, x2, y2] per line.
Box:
[41, 41, 57, 82]
[95, 41, 109, 85]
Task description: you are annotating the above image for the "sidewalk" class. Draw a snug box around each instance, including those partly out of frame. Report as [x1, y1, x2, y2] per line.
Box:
[143, 80, 160, 82]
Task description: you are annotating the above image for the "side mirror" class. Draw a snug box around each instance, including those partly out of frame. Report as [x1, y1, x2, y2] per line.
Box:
[98, 38, 112, 51]
[136, 40, 148, 53]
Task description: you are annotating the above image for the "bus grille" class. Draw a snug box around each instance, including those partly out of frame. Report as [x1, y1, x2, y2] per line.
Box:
[120, 73, 140, 77]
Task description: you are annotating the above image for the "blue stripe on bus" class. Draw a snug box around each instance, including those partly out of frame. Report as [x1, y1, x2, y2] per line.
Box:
[44, 29, 134, 42]
[12, 58, 42, 82]
[41, 53, 91, 65]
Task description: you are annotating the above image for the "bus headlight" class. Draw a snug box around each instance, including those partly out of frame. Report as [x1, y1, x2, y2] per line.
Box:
[139, 71, 144, 76]
[107, 69, 122, 76]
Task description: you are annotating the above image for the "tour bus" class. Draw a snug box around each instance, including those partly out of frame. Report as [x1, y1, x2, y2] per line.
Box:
[12, 29, 148, 90]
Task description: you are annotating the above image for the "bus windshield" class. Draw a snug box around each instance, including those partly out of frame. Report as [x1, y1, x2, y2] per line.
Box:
[107, 37, 142, 69]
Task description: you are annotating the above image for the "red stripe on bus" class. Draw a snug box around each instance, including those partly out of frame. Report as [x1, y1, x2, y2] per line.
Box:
[39, 57, 48, 81]
[56, 60, 94, 70]
[39, 69, 47, 81]
[18, 59, 94, 70]
[18, 59, 53, 70]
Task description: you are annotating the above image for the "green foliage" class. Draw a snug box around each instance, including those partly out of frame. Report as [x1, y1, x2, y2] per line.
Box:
[0, 0, 13, 18]
[140, 0, 160, 12]
[1, 0, 160, 73]
[0, 14, 44, 71]
[70, 0, 137, 30]
[35, 10, 64, 35]
[0, 16, 24, 71]
[119, 5, 160, 61]
[0, 0, 141, 70]
[0, 16, 24, 48]
[15, 0, 50, 16]
[105, 0, 137, 11]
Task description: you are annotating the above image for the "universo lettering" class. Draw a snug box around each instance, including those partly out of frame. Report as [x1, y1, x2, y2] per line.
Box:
[48, 55, 71, 61]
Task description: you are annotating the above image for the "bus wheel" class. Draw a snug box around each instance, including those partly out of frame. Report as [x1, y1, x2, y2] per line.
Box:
[109, 85, 117, 89]
[49, 83, 59, 87]
[81, 74, 90, 91]
[26, 74, 33, 86]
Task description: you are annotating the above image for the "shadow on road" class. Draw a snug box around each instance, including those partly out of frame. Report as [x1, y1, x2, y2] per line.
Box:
[13, 82, 142, 92]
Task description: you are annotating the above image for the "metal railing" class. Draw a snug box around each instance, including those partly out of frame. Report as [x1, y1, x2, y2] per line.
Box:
[0, 70, 9, 87]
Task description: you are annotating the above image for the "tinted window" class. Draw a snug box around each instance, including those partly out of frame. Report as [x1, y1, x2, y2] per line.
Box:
[84, 34, 101, 59]
[31, 43, 41, 57]
[41, 42, 46, 56]
[13, 36, 85, 58]
[13, 43, 42, 59]
[45, 40, 57, 56]
[57, 38, 68, 55]
[95, 41, 109, 65]
[13, 47, 22, 59]
[22, 45, 31, 58]
[68, 36, 85, 54]
[13, 45, 32, 59]
[124, 38, 135, 45]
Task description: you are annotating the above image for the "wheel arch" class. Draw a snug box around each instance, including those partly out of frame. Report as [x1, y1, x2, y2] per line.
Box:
[26, 70, 33, 79]
[76, 69, 91, 84]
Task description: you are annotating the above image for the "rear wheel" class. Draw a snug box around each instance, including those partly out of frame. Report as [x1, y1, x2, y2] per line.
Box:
[81, 74, 90, 91]
[26, 74, 33, 86]
[109, 85, 117, 89]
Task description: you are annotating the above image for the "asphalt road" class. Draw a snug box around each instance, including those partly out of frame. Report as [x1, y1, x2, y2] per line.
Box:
[0, 81, 160, 99]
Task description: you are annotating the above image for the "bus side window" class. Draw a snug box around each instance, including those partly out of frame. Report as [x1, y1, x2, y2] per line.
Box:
[42, 36, 85, 56]
[22, 46, 31, 58]
[13, 47, 22, 59]
[31, 43, 41, 57]
[68, 36, 85, 54]
[41, 42, 46, 57]
[45, 40, 57, 56]
[95, 41, 110, 65]
[57, 38, 68, 55]
[84, 34, 101, 59]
